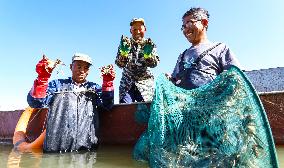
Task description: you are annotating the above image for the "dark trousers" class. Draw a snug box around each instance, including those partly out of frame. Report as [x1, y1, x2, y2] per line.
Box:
[120, 84, 144, 103]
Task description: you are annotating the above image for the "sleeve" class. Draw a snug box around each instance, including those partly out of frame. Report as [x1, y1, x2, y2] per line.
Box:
[144, 43, 160, 68]
[171, 52, 184, 81]
[27, 80, 58, 108]
[115, 46, 129, 68]
[219, 44, 241, 70]
[95, 84, 114, 111]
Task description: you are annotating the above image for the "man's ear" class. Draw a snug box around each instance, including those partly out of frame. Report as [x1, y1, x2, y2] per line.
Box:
[201, 19, 208, 27]
[70, 64, 73, 71]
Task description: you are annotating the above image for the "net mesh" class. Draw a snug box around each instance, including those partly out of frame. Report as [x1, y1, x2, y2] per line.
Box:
[134, 66, 279, 168]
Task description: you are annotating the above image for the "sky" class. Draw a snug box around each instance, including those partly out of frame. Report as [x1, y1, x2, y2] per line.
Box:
[0, 0, 283, 110]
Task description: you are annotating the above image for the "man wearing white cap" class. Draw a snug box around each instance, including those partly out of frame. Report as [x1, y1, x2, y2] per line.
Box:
[115, 18, 160, 103]
[26, 53, 115, 152]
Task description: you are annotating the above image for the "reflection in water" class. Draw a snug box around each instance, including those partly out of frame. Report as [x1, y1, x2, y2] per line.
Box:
[278, 145, 284, 166]
[2, 145, 148, 168]
[41, 151, 97, 168]
[1, 145, 284, 167]
[7, 148, 97, 168]
[7, 148, 43, 168]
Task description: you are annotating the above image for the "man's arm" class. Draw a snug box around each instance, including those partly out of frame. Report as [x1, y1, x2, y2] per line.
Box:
[100, 90, 114, 111]
[169, 52, 184, 82]
[144, 47, 160, 68]
[27, 55, 57, 108]
[115, 49, 129, 68]
[115, 35, 131, 68]
[143, 38, 160, 68]
[27, 80, 58, 108]
[219, 43, 241, 71]
[97, 64, 115, 111]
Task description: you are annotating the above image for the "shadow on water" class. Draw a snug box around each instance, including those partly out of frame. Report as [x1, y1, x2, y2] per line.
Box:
[1, 145, 148, 168]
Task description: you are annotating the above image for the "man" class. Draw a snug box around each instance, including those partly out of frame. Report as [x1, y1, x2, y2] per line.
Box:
[115, 18, 160, 103]
[133, 8, 278, 167]
[171, 7, 240, 89]
[27, 53, 115, 152]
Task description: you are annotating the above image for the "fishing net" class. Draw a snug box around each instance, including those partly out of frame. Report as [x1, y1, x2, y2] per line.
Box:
[133, 66, 279, 168]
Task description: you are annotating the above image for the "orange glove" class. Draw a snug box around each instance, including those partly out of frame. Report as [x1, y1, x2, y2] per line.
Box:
[30, 55, 54, 98]
[101, 64, 115, 91]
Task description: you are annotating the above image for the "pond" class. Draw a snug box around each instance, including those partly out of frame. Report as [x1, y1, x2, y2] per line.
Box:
[0, 145, 283, 167]
[0, 145, 147, 168]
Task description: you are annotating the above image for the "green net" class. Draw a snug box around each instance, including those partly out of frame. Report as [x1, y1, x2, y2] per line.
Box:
[133, 66, 279, 168]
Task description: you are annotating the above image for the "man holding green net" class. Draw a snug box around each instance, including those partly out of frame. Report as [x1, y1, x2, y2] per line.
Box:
[133, 7, 279, 168]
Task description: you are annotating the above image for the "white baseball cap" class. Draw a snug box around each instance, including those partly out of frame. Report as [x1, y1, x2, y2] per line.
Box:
[130, 18, 145, 26]
[72, 52, 92, 65]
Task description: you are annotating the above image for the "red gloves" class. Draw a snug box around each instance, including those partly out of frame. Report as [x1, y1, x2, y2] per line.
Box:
[101, 64, 115, 91]
[30, 55, 54, 98]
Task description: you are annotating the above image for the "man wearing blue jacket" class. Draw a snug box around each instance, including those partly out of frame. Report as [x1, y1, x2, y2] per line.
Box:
[27, 53, 115, 152]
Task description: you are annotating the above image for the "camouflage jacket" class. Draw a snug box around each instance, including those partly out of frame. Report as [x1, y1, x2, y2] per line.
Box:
[115, 38, 159, 101]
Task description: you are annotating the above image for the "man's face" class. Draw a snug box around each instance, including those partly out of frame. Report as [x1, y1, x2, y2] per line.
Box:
[130, 22, 146, 42]
[70, 60, 90, 84]
[182, 15, 208, 45]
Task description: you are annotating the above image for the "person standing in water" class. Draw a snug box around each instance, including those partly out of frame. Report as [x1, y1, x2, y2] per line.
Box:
[26, 53, 115, 152]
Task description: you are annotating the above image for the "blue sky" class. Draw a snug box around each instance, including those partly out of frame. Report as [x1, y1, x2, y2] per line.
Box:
[0, 0, 283, 109]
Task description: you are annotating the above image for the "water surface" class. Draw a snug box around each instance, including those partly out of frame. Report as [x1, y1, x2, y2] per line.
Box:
[1, 145, 283, 167]
[0, 145, 147, 168]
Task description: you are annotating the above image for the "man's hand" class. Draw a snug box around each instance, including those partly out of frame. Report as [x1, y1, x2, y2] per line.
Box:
[36, 55, 55, 78]
[30, 55, 57, 98]
[101, 64, 115, 81]
[143, 38, 155, 59]
[165, 73, 172, 80]
[119, 35, 131, 57]
[100, 64, 115, 91]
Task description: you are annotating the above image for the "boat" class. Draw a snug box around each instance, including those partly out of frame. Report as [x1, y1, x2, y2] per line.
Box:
[0, 103, 148, 146]
[0, 93, 283, 146]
